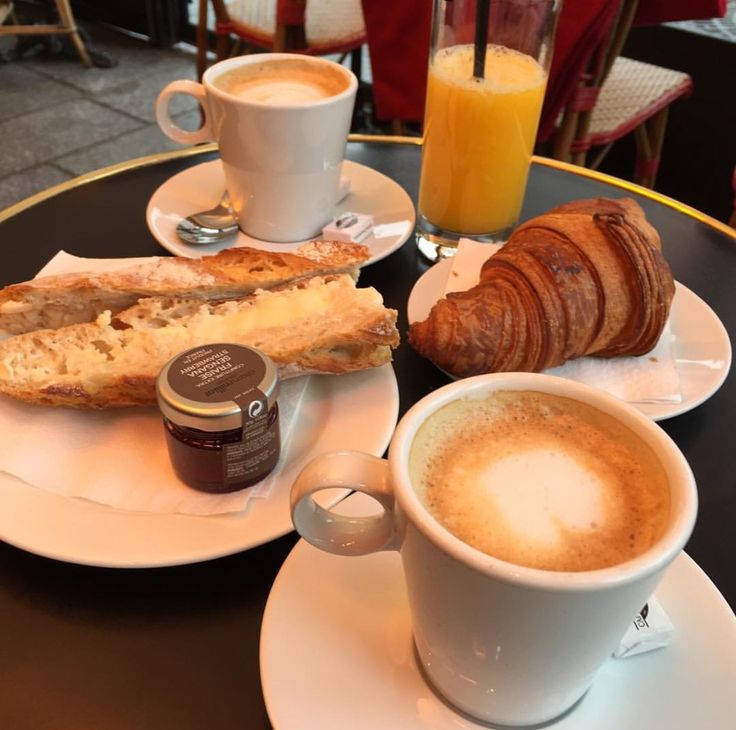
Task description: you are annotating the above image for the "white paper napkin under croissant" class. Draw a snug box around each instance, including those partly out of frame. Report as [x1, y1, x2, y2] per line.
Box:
[0, 251, 310, 516]
[446, 240, 683, 404]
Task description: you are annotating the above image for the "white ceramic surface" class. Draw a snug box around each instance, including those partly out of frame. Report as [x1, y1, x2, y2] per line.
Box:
[289, 373, 698, 725]
[155, 54, 357, 242]
[262, 492, 736, 730]
[0, 365, 398, 568]
[146, 159, 415, 264]
[407, 259, 732, 421]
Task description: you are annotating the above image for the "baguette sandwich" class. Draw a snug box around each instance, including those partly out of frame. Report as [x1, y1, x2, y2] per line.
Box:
[0, 240, 370, 335]
[0, 274, 399, 408]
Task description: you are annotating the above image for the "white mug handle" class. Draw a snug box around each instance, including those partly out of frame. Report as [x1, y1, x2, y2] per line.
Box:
[155, 79, 212, 145]
[290, 451, 399, 555]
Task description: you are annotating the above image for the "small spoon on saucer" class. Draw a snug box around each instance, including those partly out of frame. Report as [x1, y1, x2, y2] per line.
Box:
[176, 192, 239, 245]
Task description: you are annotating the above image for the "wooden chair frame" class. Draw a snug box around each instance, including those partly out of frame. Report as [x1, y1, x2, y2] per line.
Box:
[0, 0, 91, 67]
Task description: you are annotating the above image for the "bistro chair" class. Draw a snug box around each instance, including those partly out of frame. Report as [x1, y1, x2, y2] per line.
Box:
[0, 0, 91, 67]
[550, 0, 692, 188]
[195, 0, 366, 79]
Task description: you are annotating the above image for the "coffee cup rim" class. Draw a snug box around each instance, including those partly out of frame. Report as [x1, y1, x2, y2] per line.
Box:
[390, 373, 698, 592]
[201, 52, 358, 109]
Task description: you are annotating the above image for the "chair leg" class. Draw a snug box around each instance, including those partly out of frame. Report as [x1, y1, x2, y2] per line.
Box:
[350, 46, 363, 81]
[552, 109, 578, 163]
[54, 0, 92, 67]
[273, 22, 288, 52]
[0, 2, 16, 25]
[588, 142, 614, 171]
[391, 119, 406, 136]
[210, 0, 232, 62]
[215, 31, 231, 62]
[571, 149, 588, 168]
[196, 0, 209, 79]
[274, 23, 307, 52]
[633, 106, 669, 188]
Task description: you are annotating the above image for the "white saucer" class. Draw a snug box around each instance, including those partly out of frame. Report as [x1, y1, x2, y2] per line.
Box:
[146, 159, 415, 265]
[407, 259, 732, 421]
[261, 493, 736, 730]
[0, 366, 398, 568]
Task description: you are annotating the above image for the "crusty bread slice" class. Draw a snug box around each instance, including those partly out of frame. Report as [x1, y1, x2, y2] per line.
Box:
[0, 240, 370, 335]
[0, 275, 399, 408]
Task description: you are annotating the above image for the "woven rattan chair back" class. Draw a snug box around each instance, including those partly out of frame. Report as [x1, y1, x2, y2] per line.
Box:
[195, 0, 366, 80]
[550, 0, 692, 188]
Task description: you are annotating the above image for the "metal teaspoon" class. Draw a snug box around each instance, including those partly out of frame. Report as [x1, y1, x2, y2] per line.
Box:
[176, 192, 239, 244]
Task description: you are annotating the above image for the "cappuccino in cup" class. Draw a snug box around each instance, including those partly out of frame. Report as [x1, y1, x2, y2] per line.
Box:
[291, 373, 696, 726]
[409, 390, 670, 572]
[213, 58, 349, 105]
[155, 54, 357, 242]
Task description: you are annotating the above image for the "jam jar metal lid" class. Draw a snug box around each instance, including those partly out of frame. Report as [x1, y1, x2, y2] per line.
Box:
[156, 343, 279, 432]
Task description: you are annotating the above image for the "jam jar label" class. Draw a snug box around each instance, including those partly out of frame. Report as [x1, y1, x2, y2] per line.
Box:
[168, 345, 268, 402]
[166, 344, 280, 489]
[224, 389, 281, 485]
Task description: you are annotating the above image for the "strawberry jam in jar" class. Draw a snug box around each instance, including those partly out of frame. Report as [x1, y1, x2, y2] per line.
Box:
[156, 344, 280, 493]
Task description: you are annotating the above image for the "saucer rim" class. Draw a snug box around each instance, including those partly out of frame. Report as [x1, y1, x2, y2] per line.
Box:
[145, 158, 416, 266]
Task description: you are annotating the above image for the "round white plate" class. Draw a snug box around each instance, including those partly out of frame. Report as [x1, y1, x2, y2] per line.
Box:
[407, 259, 732, 421]
[146, 159, 415, 265]
[261, 493, 736, 730]
[0, 366, 398, 568]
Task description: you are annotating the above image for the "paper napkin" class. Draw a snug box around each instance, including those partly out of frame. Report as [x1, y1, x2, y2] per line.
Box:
[0, 251, 310, 516]
[447, 239, 683, 404]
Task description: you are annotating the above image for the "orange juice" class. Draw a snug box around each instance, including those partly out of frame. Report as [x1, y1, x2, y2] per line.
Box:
[418, 44, 547, 237]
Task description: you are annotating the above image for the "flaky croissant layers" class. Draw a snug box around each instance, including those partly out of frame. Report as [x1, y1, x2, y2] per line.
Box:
[408, 198, 675, 378]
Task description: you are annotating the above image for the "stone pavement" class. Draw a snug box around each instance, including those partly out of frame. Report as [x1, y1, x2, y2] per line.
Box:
[0, 25, 201, 211]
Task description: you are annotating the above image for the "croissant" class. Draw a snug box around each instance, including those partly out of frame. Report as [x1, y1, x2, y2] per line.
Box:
[408, 198, 675, 378]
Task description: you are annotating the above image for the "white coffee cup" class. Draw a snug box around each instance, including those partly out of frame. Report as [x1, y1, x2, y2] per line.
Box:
[291, 373, 697, 726]
[155, 54, 357, 242]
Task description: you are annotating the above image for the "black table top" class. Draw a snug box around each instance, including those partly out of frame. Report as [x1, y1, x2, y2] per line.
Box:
[0, 140, 734, 730]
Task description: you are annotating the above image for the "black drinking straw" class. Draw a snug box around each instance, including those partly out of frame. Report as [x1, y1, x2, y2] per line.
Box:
[473, 0, 491, 79]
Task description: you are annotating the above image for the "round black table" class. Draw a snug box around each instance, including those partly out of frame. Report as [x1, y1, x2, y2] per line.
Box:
[0, 139, 734, 730]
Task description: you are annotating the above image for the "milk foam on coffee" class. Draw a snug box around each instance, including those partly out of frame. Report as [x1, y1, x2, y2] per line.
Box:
[214, 59, 347, 105]
[409, 390, 670, 572]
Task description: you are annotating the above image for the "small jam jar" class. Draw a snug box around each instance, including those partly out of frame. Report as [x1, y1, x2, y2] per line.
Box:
[156, 343, 280, 493]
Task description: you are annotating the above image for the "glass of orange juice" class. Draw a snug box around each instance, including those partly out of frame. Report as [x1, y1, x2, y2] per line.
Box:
[417, 0, 560, 261]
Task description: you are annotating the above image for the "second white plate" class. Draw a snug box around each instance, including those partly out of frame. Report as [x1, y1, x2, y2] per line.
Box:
[407, 259, 731, 421]
[0, 366, 399, 568]
[146, 159, 415, 265]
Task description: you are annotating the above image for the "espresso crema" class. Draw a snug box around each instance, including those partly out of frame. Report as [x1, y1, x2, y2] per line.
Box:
[409, 390, 670, 572]
[213, 59, 348, 105]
